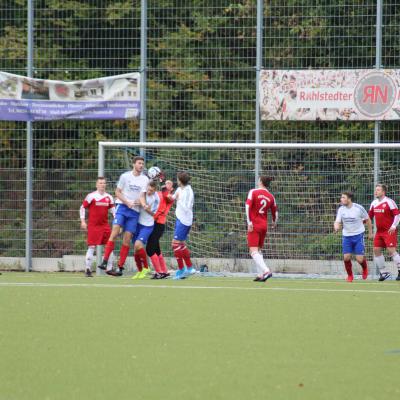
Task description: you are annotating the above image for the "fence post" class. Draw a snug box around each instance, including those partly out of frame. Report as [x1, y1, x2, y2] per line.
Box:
[374, 0, 382, 189]
[139, 0, 147, 157]
[255, 0, 263, 185]
[25, 0, 34, 272]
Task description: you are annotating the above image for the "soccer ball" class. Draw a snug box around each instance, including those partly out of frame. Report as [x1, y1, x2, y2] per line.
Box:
[147, 166, 161, 180]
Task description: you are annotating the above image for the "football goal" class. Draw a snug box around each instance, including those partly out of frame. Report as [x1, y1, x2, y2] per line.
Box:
[98, 141, 400, 277]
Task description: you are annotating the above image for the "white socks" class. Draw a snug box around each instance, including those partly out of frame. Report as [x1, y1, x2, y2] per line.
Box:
[391, 252, 400, 270]
[251, 251, 270, 275]
[85, 246, 95, 270]
[374, 255, 386, 272]
[107, 251, 115, 271]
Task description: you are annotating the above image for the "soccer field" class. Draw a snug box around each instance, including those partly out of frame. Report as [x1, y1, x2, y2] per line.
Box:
[1, 273, 400, 400]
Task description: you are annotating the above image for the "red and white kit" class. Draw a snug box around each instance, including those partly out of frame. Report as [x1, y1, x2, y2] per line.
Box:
[80, 191, 115, 245]
[246, 188, 277, 248]
[368, 196, 400, 248]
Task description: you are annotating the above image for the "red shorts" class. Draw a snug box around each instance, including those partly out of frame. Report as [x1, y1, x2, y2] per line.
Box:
[374, 231, 398, 248]
[247, 228, 267, 248]
[87, 225, 111, 246]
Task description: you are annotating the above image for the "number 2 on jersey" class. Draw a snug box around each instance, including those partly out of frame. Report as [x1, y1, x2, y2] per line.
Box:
[259, 199, 267, 214]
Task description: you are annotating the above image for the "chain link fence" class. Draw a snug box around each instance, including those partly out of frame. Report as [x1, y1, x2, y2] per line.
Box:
[1, 1, 399, 272]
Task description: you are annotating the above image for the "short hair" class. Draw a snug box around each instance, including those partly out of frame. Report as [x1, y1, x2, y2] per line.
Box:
[96, 176, 106, 181]
[132, 156, 145, 164]
[177, 171, 190, 185]
[259, 175, 274, 188]
[341, 191, 354, 201]
[376, 184, 387, 193]
[148, 181, 157, 189]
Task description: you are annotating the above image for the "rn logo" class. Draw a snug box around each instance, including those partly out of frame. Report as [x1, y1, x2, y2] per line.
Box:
[354, 71, 397, 118]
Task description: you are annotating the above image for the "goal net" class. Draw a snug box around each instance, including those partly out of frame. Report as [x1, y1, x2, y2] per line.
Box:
[99, 142, 400, 277]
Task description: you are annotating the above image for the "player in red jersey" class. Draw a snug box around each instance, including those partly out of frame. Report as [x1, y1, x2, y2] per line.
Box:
[245, 176, 278, 282]
[80, 177, 115, 277]
[146, 180, 175, 279]
[368, 184, 400, 281]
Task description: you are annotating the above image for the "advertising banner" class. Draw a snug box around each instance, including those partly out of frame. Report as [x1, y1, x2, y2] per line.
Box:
[0, 72, 140, 121]
[260, 69, 400, 121]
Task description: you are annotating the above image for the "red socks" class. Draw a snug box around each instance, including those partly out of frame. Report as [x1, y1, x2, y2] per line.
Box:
[344, 260, 353, 276]
[181, 245, 192, 268]
[103, 240, 115, 261]
[135, 248, 148, 269]
[118, 244, 130, 268]
[158, 253, 167, 273]
[134, 251, 143, 272]
[359, 259, 368, 271]
[172, 243, 184, 270]
[150, 254, 161, 273]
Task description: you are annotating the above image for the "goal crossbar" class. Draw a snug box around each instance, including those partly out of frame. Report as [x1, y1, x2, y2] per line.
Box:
[98, 141, 400, 175]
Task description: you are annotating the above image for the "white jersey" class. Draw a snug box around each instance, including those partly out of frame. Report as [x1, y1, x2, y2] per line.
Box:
[174, 185, 194, 226]
[335, 202, 369, 236]
[139, 192, 160, 226]
[116, 171, 149, 212]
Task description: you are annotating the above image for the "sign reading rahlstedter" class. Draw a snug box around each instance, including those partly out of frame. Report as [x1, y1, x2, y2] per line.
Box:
[259, 69, 400, 121]
[0, 71, 140, 121]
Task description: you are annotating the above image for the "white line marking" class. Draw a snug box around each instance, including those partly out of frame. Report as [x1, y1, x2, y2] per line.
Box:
[0, 281, 399, 294]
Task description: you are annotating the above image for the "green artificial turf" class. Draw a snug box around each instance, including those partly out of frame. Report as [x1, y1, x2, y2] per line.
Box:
[1, 273, 400, 400]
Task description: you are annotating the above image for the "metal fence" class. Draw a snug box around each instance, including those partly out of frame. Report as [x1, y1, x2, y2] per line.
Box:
[0, 1, 399, 272]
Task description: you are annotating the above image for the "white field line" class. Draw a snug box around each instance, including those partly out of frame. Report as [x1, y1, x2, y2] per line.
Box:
[0, 281, 400, 294]
[2, 273, 399, 286]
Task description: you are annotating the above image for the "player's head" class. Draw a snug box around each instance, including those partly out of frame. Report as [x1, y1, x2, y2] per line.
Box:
[258, 175, 273, 189]
[375, 184, 387, 199]
[132, 156, 145, 173]
[177, 172, 190, 187]
[96, 176, 107, 192]
[146, 181, 157, 196]
[164, 180, 173, 192]
[340, 191, 354, 206]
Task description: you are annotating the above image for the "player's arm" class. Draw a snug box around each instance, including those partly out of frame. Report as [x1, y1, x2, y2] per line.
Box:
[388, 199, 400, 234]
[364, 218, 373, 239]
[245, 190, 253, 232]
[80, 196, 91, 230]
[270, 197, 278, 229]
[334, 209, 342, 232]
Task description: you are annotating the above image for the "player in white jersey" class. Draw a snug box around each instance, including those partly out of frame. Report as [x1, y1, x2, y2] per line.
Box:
[131, 181, 161, 280]
[171, 172, 195, 279]
[80, 177, 115, 277]
[334, 191, 373, 282]
[98, 156, 149, 276]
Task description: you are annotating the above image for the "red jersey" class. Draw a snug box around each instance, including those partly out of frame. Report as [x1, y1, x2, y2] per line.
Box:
[154, 189, 174, 224]
[80, 191, 115, 227]
[368, 196, 400, 232]
[246, 188, 277, 230]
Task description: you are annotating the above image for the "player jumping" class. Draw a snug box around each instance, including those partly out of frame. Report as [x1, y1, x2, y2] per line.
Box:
[246, 176, 278, 282]
[98, 156, 149, 276]
[147, 180, 174, 279]
[80, 177, 115, 277]
[334, 191, 373, 282]
[131, 181, 160, 280]
[368, 184, 400, 281]
[171, 172, 195, 280]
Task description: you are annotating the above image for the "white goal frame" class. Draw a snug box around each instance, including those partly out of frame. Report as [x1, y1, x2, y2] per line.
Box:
[97, 141, 400, 277]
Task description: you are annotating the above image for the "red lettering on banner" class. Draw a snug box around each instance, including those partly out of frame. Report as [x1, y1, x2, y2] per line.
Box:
[363, 85, 388, 104]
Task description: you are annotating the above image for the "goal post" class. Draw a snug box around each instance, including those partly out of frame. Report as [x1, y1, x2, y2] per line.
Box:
[97, 141, 400, 277]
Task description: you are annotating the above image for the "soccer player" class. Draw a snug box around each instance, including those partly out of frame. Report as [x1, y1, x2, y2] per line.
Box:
[171, 172, 195, 280]
[146, 180, 174, 279]
[368, 184, 400, 281]
[80, 177, 115, 277]
[334, 191, 373, 282]
[98, 156, 149, 276]
[131, 181, 160, 280]
[246, 176, 278, 282]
